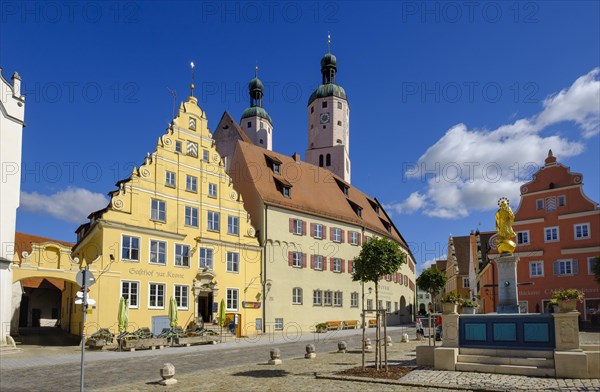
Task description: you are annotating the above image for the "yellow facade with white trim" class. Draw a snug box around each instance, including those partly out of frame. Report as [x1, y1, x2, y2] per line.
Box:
[72, 95, 262, 337]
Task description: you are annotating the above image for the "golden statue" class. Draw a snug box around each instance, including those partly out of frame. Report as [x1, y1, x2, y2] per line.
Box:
[495, 197, 516, 254]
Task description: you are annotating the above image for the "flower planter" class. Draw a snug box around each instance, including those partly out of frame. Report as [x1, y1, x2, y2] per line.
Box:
[558, 299, 577, 313]
[442, 303, 458, 314]
[461, 307, 477, 314]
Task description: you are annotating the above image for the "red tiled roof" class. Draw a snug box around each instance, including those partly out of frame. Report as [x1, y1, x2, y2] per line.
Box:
[14, 232, 74, 262]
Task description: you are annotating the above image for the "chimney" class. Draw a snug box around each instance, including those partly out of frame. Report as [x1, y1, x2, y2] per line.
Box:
[292, 153, 300, 162]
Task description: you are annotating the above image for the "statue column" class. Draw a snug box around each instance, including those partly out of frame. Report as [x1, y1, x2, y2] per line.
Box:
[496, 254, 520, 313]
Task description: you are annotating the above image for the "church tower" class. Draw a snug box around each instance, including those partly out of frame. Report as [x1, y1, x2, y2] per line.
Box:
[240, 67, 273, 150]
[305, 36, 350, 183]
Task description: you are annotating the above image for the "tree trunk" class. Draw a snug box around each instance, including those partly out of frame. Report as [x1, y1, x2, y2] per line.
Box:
[375, 282, 379, 370]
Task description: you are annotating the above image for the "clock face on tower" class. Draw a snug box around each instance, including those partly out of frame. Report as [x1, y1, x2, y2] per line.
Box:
[320, 112, 331, 124]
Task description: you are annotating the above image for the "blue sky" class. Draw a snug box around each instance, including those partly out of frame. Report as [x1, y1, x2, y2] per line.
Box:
[2, 1, 599, 272]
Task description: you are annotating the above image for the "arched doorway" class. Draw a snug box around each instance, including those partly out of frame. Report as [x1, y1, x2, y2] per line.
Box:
[399, 296, 409, 323]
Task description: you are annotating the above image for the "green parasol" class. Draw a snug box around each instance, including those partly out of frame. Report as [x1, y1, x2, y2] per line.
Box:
[168, 296, 178, 328]
[218, 298, 226, 327]
[118, 296, 129, 333]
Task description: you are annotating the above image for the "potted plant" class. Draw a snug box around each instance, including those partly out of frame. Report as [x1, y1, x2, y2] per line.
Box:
[551, 289, 584, 313]
[461, 299, 479, 314]
[315, 323, 327, 333]
[441, 292, 461, 314]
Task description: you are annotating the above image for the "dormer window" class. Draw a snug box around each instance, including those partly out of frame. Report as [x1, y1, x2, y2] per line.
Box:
[274, 176, 292, 198]
[273, 163, 280, 174]
[380, 218, 391, 233]
[265, 154, 283, 174]
[283, 186, 290, 198]
[334, 178, 350, 196]
[368, 199, 380, 215]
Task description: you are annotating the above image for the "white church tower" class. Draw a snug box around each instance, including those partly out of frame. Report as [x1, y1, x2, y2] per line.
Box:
[240, 67, 273, 151]
[305, 36, 350, 183]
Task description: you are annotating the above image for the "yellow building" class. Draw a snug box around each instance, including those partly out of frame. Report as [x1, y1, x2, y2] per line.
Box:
[71, 93, 263, 337]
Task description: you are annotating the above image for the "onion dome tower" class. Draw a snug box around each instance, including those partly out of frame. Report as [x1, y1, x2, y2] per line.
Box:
[240, 67, 273, 150]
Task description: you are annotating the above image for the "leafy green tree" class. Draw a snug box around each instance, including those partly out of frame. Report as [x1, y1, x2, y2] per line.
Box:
[592, 257, 600, 285]
[352, 237, 405, 370]
[416, 267, 448, 307]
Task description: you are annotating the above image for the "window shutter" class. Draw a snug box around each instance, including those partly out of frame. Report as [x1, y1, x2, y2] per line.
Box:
[302, 220, 307, 235]
[341, 259, 345, 273]
[348, 260, 353, 273]
[330, 227, 334, 240]
[341, 230, 345, 243]
[330, 259, 334, 271]
[310, 223, 315, 237]
[553, 261, 559, 275]
[573, 259, 579, 274]
[288, 251, 293, 266]
[323, 257, 327, 270]
[310, 255, 315, 269]
[358, 233, 362, 246]
[302, 253, 307, 268]
[322, 225, 327, 239]
[289, 218, 294, 233]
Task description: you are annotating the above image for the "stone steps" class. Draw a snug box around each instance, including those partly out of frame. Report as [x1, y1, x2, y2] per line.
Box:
[456, 348, 555, 377]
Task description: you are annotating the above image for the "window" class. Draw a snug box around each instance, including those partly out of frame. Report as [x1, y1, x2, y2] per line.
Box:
[226, 288, 239, 311]
[367, 299, 373, 310]
[175, 140, 182, 153]
[313, 223, 323, 239]
[174, 285, 189, 309]
[208, 183, 217, 198]
[319, 155, 323, 167]
[558, 195, 566, 206]
[292, 252, 302, 268]
[313, 290, 322, 306]
[121, 235, 140, 261]
[386, 301, 391, 313]
[337, 120, 342, 126]
[349, 231, 359, 245]
[187, 141, 198, 157]
[247, 121, 251, 128]
[337, 102, 342, 109]
[175, 244, 190, 267]
[322, 101, 327, 108]
[282, 186, 290, 198]
[310, 106, 314, 113]
[186, 175, 197, 192]
[227, 252, 239, 273]
[332, 258, 342, 272]
[293, 219, 303, 235]
[313, 255, 324, 270]
[149, 240, 166, 265]
[208, 211, 220, 231]
[185, 206, 198, 227]
[350, 292, 359, 307]
[165, 171, 176, 187]
[199, 247, 214, 269]
[121, 281, 139, 308]
[228, 216, 239, 235]
[324, 290, 332, 306]
[545, 196, 557, 212]
[588, 257, 598, 275]
[378, 300, 383, 311]
[574, 223, 590, 239]
[554, 259, 578, 276]
[536, 199, 544, 210]
[151, 199, 166, 222]
[273, 163, 280, 174]
[530, 261, 543, 277]
[292, 287, 303, 305]
[545, 227, 559, 242]
[149, 283, 165, 308]
[386, 274, 391, 281]
[189, 117, 196, 130]
[517, 231, 530, 245]
[274, 318, 283, 330]
[326, 154, 331, 166]
[334, 291, 343, 307]
[462, 277, 470, 288]
[202, 149, 209, 162]
[332, 228, 342, 242]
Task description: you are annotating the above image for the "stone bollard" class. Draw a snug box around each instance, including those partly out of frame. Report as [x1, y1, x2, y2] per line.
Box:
[401, 333, 409, 343]
[269, 348, 282, 365]
[337, 341, 347, 353]
[159, 363, 177, 386]
[305, 343, 316, 359]
[387, 335, 393, 346]
[364, 338, 372, 350]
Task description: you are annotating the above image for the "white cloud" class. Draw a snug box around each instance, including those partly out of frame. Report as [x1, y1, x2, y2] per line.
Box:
[20, 187, 108, 223]
[392, 68, 599, 219]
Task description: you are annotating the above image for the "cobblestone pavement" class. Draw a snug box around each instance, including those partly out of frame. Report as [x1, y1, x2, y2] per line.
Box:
[1, 328, 598, 392]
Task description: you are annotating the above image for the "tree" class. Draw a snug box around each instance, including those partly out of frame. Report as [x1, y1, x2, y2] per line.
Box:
[416, 267, 447, 345]
[592, 257, 600, 285]
[352, 237, 405, 371]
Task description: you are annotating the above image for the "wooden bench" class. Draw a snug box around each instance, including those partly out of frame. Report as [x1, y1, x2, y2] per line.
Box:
[368, 319, 377, 328]
[342, 320, 359, 329]
[325, 321, 341, 331]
